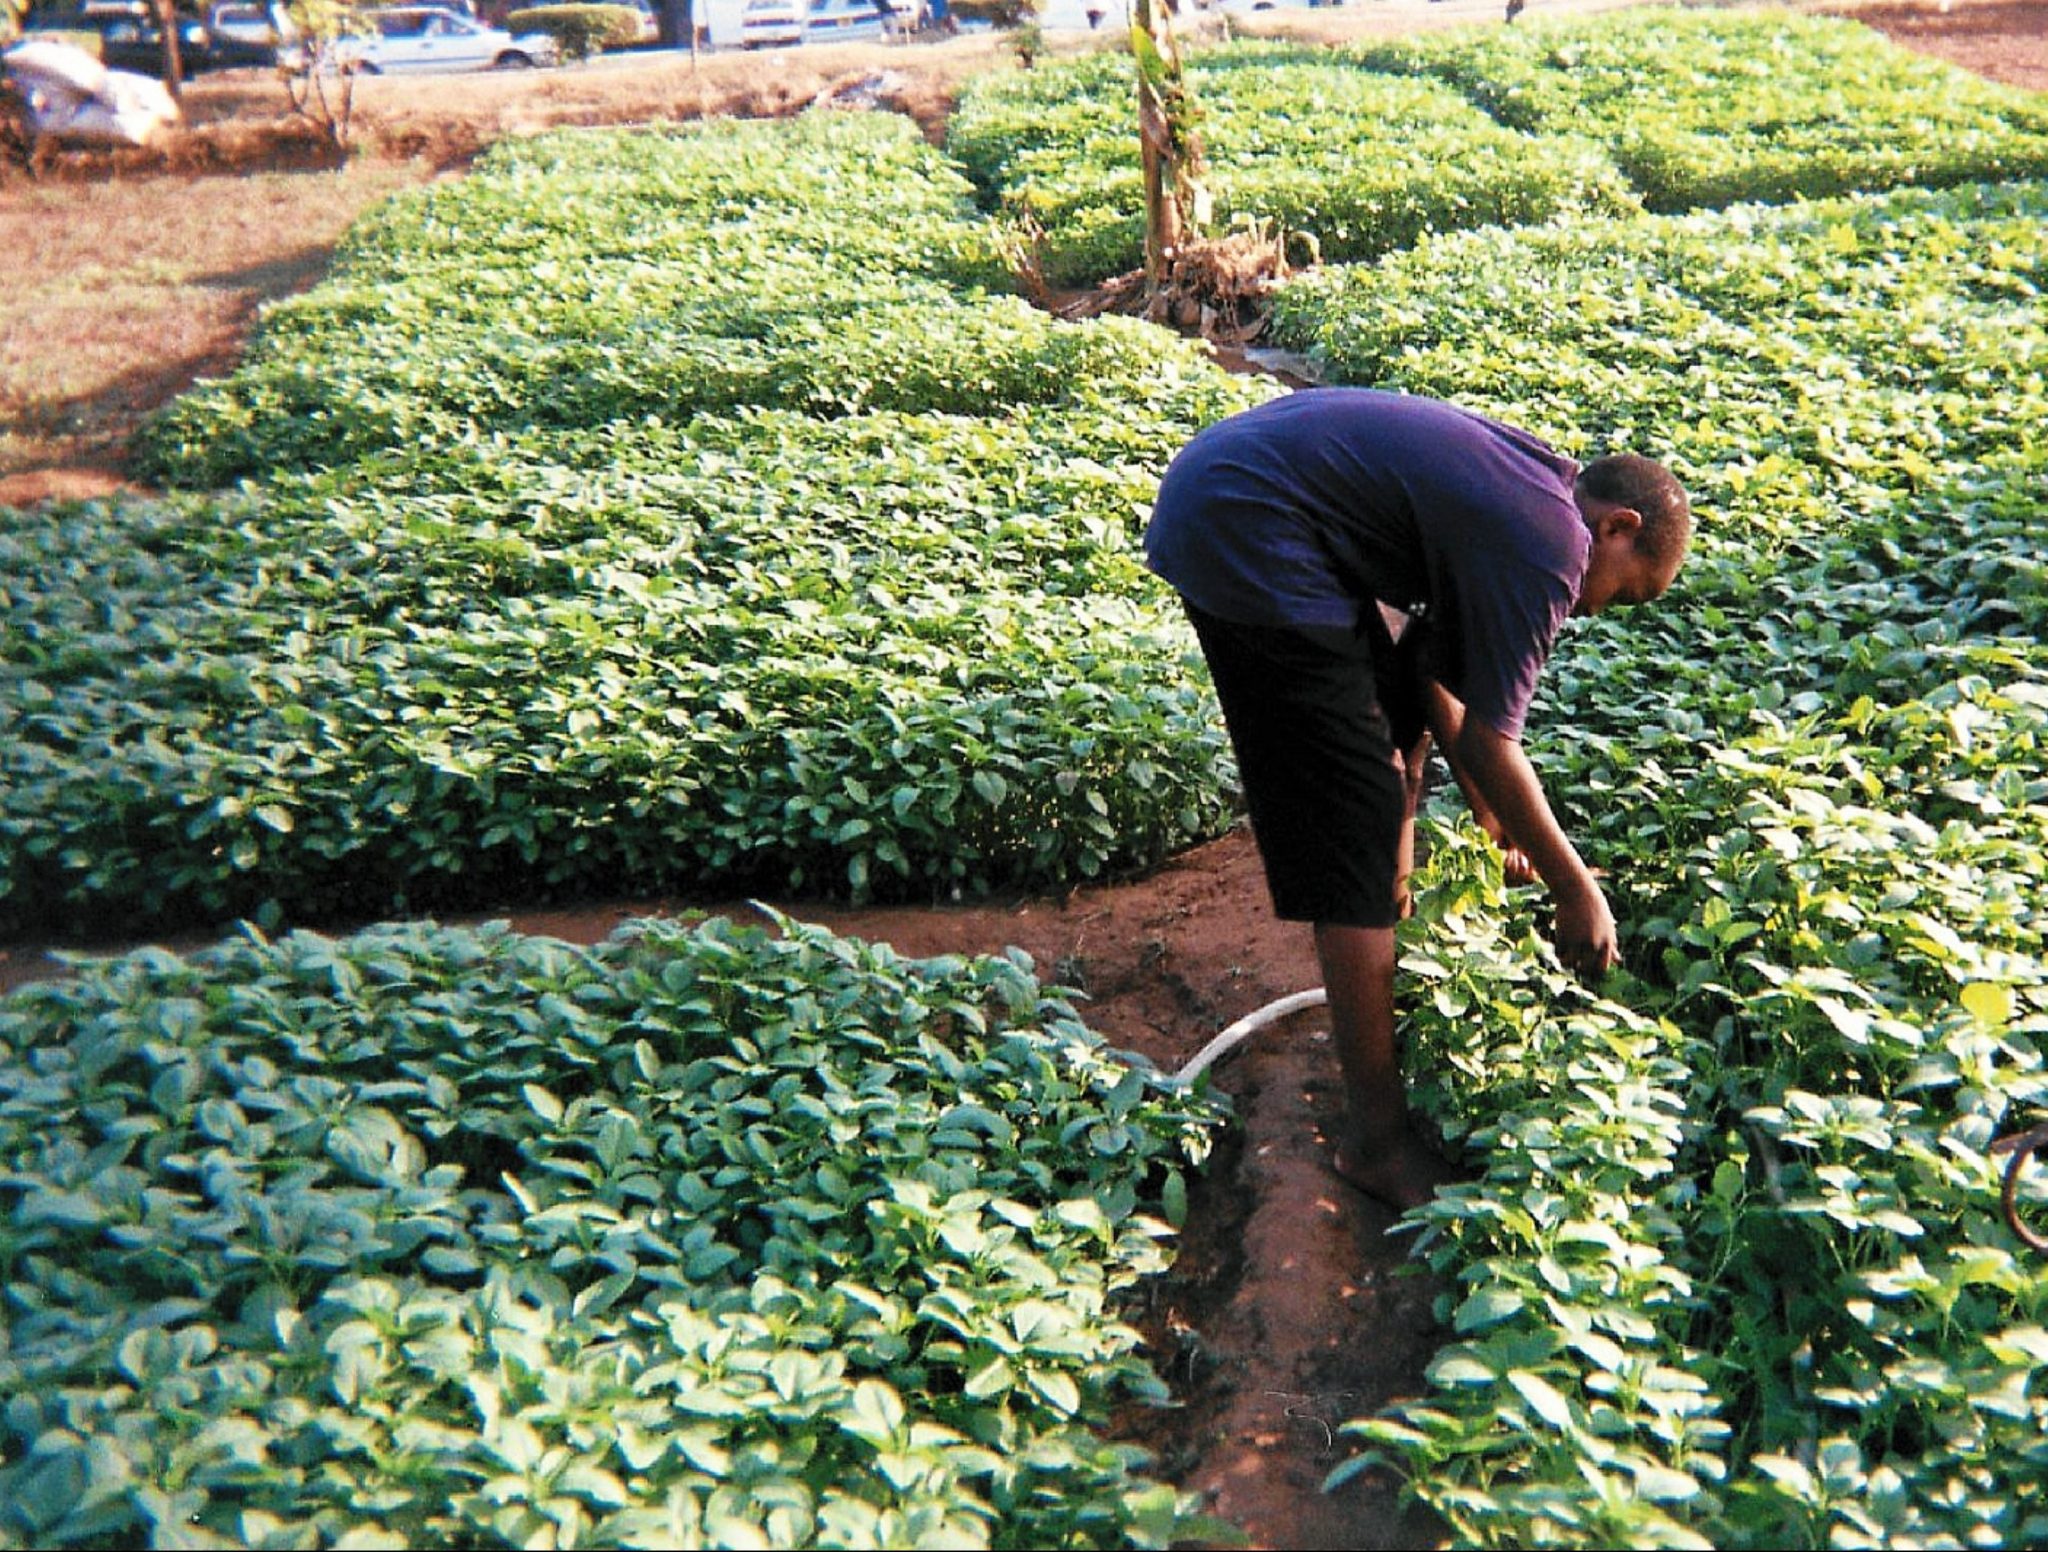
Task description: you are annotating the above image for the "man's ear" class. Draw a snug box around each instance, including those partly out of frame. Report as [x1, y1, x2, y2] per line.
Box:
[1599, 505, 1643, 543]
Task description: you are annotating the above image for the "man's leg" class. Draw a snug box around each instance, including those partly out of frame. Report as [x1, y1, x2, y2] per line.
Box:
[1316, 921, 1460, 1211]
[1326, 726, 1453, 1209]
[1177, 604, 1453, 1207]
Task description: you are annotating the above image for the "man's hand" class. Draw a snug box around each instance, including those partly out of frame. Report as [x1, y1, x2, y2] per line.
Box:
[1450, 717, 1620, 980]
[1476, 816, 1538, 886]
[1422, 681, 1546, 891]
[1498, 842, 1538, 887]
[1552, 876, 1619, 980]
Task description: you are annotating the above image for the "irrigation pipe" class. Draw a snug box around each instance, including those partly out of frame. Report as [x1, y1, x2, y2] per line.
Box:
[1175, 1008, 2048, 1250]
[1172, 987, 1328, 1086]
[1990, 1119, 2048, 1253]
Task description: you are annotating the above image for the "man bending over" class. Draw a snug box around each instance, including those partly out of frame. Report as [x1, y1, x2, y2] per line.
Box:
[1145, 388, 1691, 1211]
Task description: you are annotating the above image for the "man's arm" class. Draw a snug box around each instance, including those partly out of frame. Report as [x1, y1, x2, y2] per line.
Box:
[1444, 707, 1618, 979]
[1420, 679, 1535, 883]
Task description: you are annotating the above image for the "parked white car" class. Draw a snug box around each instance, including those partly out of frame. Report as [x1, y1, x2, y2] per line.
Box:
[740, 0, 913, 47]
[739, 0, 803, 46]
[1217, 0, 1345, 12]
[324, 6, 560, 73]
[203, 2, 306, 65]
[804, 0, 915, 44]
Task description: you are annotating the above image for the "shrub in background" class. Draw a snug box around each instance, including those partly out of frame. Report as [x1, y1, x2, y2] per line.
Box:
[504, 2, 642, 57]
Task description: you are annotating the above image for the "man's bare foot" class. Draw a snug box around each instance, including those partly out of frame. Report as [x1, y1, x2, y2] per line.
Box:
[1330, 1128, 1465, 1213]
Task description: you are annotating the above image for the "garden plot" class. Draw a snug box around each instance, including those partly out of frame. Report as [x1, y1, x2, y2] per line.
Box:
[1, 115, 1276, 937]
[1265, 174, 2048, 1546]
[948, 6, 2048, 286]
[1348, 5, 2048, 210]
[0, 912, 1231, 1548]
[4, 6, 2047, 1548]
[948, 40, 1638, 287]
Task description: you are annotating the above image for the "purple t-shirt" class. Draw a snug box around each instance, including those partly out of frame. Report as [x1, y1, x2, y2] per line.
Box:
[1144, 388, 1588, 740]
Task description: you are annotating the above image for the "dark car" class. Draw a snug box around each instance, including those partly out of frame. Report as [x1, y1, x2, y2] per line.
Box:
[22, 3, 217, 77]
[203, 1, 290, 67]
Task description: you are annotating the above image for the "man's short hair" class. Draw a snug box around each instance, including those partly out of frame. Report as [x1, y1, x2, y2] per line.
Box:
[1576, 454, 1692, 570]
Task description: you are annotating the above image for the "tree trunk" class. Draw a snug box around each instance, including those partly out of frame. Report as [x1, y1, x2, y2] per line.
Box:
[155, 0, 186, 97]
[1132, 0, 1182, 289]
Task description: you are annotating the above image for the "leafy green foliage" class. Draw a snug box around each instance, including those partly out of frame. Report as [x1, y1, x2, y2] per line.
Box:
[3, 117, 1276, 934]
[1348, 6, 2048, 213]
[947, 42, 1637, 287]
[0, 912, 1230, 1549]
[1274, 171, 2048, 1551]
[949, 10, 2048, 289]
[1268, 176, 2048, 503]
[11, 15, 2048, 1545]
[503, 4, 645, 59]
[137, 116, 1027, 487]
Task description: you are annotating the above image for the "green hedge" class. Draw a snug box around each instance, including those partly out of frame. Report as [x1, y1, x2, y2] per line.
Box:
[503, 4, 645, 58]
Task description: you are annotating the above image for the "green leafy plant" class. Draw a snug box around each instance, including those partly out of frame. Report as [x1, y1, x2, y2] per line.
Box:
[5, 116, 1274, 936]
[11, 19, 2048, 1544]
[948, 42, 1635, 288]
[0, 912, 1232, 1549]
[949, 11, 2048, 290]
[503, 4, 644, 60]
[1272, 168, 2048, 1552]
[1348, 7, 2048, 213]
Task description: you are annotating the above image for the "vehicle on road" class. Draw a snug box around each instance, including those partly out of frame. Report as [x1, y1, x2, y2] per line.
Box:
[313, 5, 561, 73]
[740, 0, 916, 47]
[804, 0, 916, 44]
[203, 1, 289, 66]
[739, 0, 802, 46]
[21, 2, 216, 77]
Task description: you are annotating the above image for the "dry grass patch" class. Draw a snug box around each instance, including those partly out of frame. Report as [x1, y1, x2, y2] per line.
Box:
[0, 38, 1029, 498]
[0, 160, 424, 493]
[178, 33, 1027, 163]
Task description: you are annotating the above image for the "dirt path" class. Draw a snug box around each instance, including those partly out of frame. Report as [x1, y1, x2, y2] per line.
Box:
[4, 5, 2044, 1545]
[704, 834, 1455, 1547]
[0, 826, 1451, 1547]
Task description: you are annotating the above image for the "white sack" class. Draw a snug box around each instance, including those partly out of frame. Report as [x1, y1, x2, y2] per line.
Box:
[96, 68, 181, 142]
[4, 39, 111, 100]
[3, 44, 180, 147]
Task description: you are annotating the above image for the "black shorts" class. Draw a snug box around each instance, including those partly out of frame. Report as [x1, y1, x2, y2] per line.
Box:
[1185, 601, 1426, 929]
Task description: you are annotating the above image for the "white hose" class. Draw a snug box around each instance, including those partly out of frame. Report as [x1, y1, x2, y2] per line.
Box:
[1171, 987, 1327, 1086]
